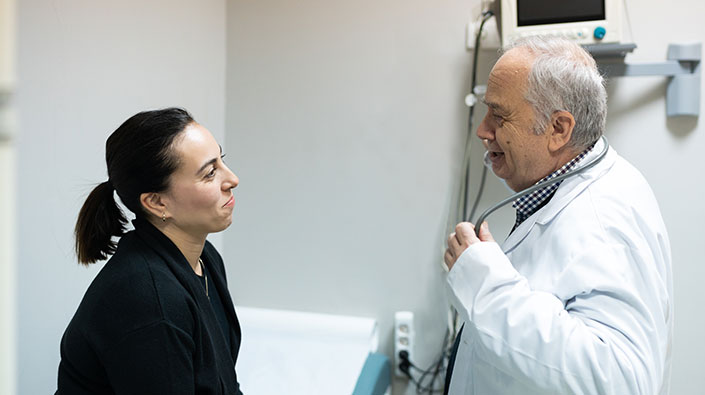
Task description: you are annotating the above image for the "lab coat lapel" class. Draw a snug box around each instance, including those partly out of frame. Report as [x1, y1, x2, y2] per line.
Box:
[501, 213, 538, 254]
[501, 139, 616, 255]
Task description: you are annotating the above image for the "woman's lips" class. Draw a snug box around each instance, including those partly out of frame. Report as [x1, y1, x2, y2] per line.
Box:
[223, 196, 235, 208]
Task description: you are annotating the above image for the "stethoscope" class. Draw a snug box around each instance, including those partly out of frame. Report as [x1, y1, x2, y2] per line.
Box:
[471, 135, 610, 236]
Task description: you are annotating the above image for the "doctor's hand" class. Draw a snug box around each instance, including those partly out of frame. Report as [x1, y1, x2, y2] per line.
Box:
[444, 222, 495, 270]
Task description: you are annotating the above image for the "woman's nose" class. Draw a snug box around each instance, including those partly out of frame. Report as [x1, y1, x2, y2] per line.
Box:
[223, 166, 239, 190]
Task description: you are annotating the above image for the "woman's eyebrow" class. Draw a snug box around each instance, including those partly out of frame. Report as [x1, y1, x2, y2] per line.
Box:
[197, 158, 218, 175]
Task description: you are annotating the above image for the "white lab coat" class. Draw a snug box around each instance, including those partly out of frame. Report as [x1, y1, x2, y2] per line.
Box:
[446, 139, 673, 394]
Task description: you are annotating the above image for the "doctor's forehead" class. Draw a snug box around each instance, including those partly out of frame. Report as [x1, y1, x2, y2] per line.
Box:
[486, 62, 531, 106]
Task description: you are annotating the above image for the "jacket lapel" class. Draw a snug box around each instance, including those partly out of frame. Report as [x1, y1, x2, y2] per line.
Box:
[202, 244, 242, 363]
[133, 218, 237, 388]
[133, 217, 206, 306]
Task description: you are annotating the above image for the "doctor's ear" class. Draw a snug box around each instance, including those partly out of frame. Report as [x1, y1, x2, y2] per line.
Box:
[139, 192, 168, 220]
[548, 110, 575, 153]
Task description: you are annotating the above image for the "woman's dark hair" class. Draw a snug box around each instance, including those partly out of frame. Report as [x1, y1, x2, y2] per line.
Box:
[74, 107, 195, 264]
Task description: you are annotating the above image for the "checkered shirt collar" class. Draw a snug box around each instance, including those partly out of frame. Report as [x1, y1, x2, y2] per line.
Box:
[512, 142, 596, 224]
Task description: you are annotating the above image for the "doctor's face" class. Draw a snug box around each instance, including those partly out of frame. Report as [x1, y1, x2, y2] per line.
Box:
[476, 49, 553, 192]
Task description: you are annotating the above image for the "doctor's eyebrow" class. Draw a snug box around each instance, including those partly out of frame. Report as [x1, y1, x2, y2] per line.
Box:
[481, 98, 510, 116]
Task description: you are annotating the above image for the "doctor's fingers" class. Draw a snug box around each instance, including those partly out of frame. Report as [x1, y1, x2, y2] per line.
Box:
[447, 232, 461, 252]
[455, 222, 480, 245]
[477, 221, 495, 243]
[444, 248, 457, 269]
[447, 232, 471, 262]
[445, 232, 470, 270]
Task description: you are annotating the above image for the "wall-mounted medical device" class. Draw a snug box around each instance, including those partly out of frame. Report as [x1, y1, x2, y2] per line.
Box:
[499, 0, 622, 47]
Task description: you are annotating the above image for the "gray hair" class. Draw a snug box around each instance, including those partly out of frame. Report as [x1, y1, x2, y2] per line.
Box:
[503, 36, 607, 149]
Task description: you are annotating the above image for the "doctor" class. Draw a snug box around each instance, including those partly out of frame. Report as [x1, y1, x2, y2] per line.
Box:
[443, 36, 673, 394]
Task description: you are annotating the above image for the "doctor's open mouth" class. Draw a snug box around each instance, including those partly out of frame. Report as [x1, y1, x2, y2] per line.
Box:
[489, 151, 504, 158]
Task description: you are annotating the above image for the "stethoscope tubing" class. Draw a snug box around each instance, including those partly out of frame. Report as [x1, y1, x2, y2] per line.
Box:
[471, 135, 610, 236]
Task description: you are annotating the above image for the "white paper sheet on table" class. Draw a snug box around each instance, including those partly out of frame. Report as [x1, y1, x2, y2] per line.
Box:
[235, 306, 379, 395]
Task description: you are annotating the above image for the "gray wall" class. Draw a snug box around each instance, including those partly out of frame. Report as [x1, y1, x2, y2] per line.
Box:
[1, 0, 17, 392]
[12, 0, 705, 394]
[225, 1, 505, 393]
[15, 1, 225, 393]
[225, 0, 704, 394]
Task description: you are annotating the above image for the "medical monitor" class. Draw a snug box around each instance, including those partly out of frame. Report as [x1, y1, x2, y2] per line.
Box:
[500, 0, 623, 47]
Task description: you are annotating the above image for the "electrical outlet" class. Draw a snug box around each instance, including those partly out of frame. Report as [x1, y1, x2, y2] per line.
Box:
[394, 311, 415, 377]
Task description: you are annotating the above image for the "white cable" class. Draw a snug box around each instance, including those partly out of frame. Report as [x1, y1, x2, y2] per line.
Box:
[622, 0, 635, 43]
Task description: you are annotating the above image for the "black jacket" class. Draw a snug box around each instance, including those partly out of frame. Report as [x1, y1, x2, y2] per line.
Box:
[56, 218, 243, 394]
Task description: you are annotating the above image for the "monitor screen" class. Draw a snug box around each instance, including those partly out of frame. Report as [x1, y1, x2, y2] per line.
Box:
[517, 0, 605, 26]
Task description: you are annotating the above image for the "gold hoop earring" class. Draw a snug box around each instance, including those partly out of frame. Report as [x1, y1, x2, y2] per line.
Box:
[162, 212, 166, 222]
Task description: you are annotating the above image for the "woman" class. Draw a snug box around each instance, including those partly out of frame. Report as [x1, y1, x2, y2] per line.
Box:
[56, 108, 244, 394]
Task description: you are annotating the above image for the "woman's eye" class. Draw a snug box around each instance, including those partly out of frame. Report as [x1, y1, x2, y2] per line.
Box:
[206, 168, 216, 178]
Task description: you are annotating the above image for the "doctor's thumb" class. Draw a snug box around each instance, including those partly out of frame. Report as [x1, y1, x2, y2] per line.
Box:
[478, 222, 495, 243]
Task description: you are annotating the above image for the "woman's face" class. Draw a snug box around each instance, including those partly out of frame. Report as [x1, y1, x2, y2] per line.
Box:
[161, 123, 239, 237]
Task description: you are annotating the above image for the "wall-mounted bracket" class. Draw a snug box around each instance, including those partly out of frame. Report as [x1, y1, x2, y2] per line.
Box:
[585, 43, 701, 117]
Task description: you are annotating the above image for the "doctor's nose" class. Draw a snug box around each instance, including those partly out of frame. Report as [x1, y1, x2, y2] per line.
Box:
[476, 112, 496, 142]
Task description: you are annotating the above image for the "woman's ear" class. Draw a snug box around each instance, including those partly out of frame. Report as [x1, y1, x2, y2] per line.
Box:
[548, 110, 575, 153]
[140, 192, 168, 221]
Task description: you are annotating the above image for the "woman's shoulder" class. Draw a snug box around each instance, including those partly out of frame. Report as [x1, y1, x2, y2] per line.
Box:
[75, 233, 199, 341]
[96, 231, 176, 298]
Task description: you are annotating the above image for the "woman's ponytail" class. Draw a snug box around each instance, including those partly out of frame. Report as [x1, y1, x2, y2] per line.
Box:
[73, 108, 194, 264]
[74, 180, 127, 264]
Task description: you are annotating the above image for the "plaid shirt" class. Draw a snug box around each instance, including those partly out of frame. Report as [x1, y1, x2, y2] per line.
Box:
[511, 142, 596, 231]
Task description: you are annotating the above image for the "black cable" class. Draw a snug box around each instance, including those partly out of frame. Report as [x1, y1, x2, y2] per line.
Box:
[398, 331, 449, 394]
[461, 10, 495, 222]
[413, 329, 450, 394]
[402, 8, 496, 395]
[425, 352, 445, 394]
[409, 361, 444, 394]
[439, 8, 495, 394]
[468, 165, 487, 223]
